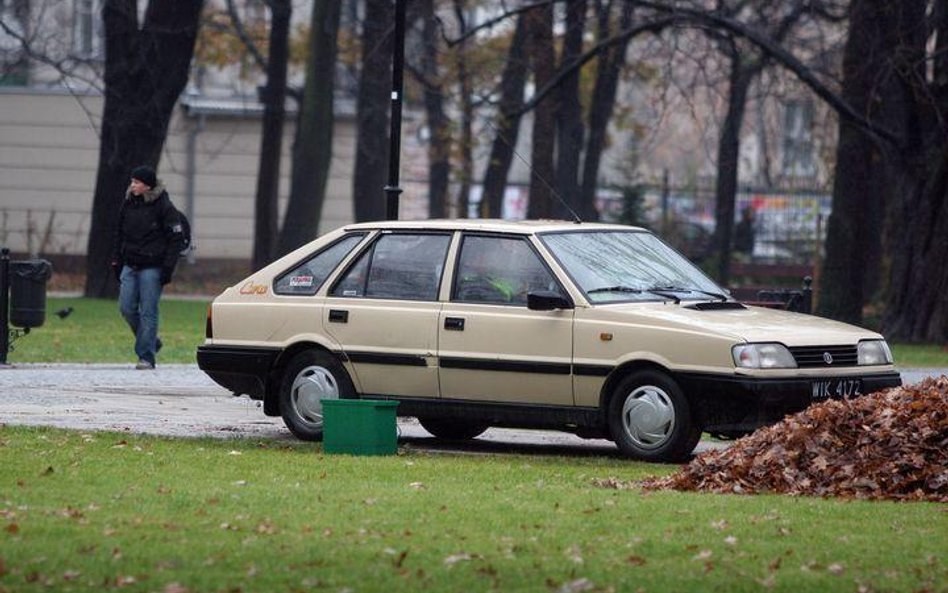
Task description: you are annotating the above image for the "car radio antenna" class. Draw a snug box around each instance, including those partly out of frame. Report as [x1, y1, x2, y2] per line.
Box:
[484, 119, 583, 223]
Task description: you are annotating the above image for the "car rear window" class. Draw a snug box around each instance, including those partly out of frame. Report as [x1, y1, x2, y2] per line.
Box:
[331, 233, 451, 301]
[273, 233, 366, 296]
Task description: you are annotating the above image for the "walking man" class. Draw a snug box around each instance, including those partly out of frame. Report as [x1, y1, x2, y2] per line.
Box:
[111, 166, 186, 369]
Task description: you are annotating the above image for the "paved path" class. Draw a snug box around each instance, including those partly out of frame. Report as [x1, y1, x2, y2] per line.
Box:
[0, 364, 943, 457]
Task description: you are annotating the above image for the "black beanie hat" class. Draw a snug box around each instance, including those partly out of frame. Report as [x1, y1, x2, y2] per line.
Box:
[130, 165, 157, 188]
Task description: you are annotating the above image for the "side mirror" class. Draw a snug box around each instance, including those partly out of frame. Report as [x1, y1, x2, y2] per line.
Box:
[527, 290, 574, 311]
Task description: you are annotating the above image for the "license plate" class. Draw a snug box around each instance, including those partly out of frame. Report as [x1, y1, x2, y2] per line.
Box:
[811, 378, 863, 400]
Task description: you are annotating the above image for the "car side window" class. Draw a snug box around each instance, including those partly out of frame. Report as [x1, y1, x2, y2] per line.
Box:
[453, 235, 563, 305]
[331, 233, 451, 301]
[273, 233, 365, 296]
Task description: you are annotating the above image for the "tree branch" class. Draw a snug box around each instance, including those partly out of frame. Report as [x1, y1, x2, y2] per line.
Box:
[510, 16, 677, 117]
[225, 0, 267, 71]
[632, 0, 902, 146]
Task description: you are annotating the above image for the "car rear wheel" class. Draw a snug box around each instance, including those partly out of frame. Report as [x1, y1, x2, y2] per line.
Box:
[419, 418, 488, 440]
[608, 370, 701, 462]
[279, 350, 355, 441]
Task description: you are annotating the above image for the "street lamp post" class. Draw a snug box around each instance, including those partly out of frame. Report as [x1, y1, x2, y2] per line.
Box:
[384, 0, 407, 221]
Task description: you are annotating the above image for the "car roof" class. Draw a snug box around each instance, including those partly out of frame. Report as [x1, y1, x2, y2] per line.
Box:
[342, 219, 648, 235]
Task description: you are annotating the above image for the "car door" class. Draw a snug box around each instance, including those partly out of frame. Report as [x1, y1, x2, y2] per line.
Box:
[322, 231, 451, 399]
[438, 234, 574, 405]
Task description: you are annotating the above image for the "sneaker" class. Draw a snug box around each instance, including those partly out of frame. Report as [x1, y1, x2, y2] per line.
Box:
[135, 360, 155, 370]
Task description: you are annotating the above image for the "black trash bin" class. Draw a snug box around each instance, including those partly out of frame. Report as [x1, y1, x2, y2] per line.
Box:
[9, 259, 52, 328]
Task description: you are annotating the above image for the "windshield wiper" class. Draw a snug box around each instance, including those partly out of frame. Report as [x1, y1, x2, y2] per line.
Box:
[588, 285, 679, 303]
[651, 285, 728, 302]
[587, 285, 642, 294]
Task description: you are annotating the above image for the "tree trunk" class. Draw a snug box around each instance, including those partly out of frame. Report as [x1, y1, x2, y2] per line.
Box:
[884, 146, 948, 342]
[480, 14, 528, 219]
[712, 57, 754, 286]
[818, 0, 924, 324]
[352, 0, 392, 222]
[553, 0, 587, 220]
[880, 0, 947, 342]
[252, 0, 290, 270]
[580, 1, 634, 221]
[418, 0, 451, 219]
[84, 0, 204, 298]
[277, 0, 340, 255]
[453, 0, 473, 218]
[526, 3, 556, 219]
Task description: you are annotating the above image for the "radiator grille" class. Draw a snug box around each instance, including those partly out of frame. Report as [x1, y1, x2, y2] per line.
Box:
[789, 345, 858, 368]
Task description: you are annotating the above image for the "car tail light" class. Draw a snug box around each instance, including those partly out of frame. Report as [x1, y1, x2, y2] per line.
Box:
[205, 304, 213, 339]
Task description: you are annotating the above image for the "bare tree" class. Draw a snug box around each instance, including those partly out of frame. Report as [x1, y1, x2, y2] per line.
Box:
[413, 0, 452, 218]
[525, 2, 557, 218]
[452, 0, 474, 218]
[578, 0, 635, 218]
[352, 0, 392, 222]
[250, 0, 291, 269]
[479, 13, 529, 218]
[553, 0, 587, 219]
[84, 1, 204, 298]
[277, 0, 341, 254]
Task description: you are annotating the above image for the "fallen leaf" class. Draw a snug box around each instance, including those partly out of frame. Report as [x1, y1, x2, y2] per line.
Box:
[558, 578, 595, 593]
[627, 555, 647, 566]
[693, 550, 713, 561]
[5, 523, 18, 534]
[443, 553, 473, 566]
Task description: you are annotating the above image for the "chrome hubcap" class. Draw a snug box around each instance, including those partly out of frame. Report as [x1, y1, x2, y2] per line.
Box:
[621, 385, 676, 450]
[290, 365, 339, 428]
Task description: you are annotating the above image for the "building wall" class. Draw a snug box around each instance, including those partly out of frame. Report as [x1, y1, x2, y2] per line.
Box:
[0, 87, 358, 259]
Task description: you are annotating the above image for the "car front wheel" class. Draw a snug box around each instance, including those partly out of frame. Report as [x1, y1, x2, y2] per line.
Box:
[279, 350, 355, 441]
[608, 370, 701, 462]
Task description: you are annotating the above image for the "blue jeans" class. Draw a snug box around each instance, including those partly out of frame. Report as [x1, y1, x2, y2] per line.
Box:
[118, 266, 163, 365]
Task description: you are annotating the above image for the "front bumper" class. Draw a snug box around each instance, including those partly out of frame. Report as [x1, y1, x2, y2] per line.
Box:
[678, 371, 902, 434]
[196, 345, 281, 398]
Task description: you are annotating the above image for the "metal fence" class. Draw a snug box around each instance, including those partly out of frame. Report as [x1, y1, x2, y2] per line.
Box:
[599, 185, 831, 266]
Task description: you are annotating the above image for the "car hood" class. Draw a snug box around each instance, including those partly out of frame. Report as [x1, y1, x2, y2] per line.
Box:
[595, 302, 884, 345]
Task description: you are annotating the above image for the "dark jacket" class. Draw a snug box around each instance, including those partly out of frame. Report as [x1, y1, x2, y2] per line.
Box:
[112, 183, 186, 276]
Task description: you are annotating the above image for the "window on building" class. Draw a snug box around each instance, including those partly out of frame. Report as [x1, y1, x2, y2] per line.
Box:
[0, 0, 29, 85]
[781, 99, 816, 178]
[74, 0, 103, 58]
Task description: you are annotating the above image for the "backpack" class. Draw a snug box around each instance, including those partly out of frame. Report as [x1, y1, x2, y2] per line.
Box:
[169, 203, 194, 257]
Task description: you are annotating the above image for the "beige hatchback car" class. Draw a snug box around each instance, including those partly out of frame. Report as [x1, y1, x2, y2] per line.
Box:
[197, 220, 901, 461]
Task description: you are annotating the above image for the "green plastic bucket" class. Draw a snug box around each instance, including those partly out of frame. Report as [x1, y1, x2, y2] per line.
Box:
[322, 399, 399, 456]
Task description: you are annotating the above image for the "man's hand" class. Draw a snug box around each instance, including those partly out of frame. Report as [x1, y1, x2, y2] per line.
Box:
[160, 267, 173, 285]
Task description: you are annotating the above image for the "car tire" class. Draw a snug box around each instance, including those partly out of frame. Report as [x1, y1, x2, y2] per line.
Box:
[419, 417, 489, 440]
[279, 349, 355, 441]
[607, 370, 701, 462]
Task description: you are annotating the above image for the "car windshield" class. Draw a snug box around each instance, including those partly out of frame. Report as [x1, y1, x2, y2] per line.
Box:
[540, 230, 725, 303]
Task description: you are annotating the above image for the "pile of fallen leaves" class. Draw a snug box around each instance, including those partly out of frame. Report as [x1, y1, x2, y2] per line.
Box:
[646, 376, 948, 502]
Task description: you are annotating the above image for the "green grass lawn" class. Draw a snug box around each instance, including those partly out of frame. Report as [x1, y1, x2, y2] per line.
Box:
[8, 297, 209, 365]
[11, 297, 948, 368]
[0, 426, 944, 593]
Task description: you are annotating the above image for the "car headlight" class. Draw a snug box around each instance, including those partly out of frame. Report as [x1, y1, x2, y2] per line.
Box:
[858, 340, 893, 365]
[732, 343, 797, 369]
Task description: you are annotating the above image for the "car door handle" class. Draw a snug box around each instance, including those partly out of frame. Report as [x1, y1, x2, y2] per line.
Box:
[328, 309, 348, 323]
[444, 317, 465, 331]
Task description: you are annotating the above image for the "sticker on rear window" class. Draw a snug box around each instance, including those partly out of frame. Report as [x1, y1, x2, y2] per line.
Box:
[289, 275, 314, 287]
